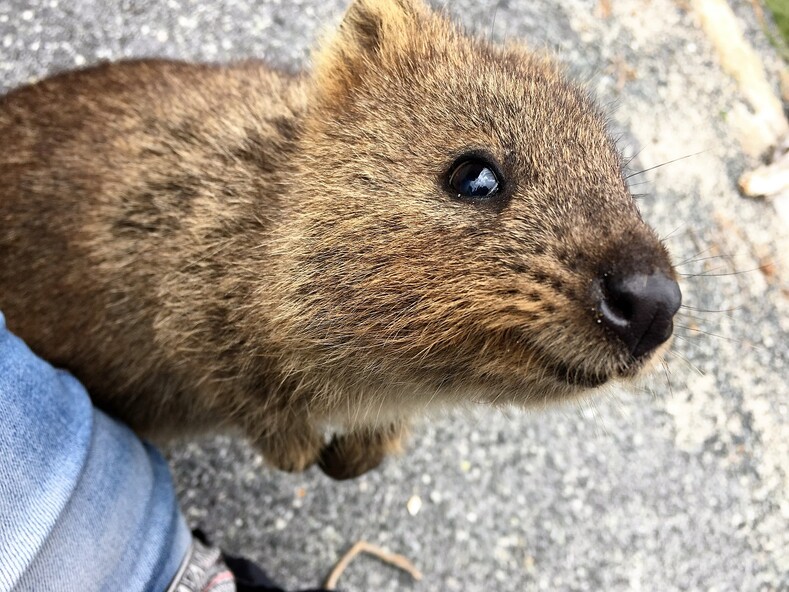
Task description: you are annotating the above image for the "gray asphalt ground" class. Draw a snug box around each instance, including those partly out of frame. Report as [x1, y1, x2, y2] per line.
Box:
[2, 0, 788, 590]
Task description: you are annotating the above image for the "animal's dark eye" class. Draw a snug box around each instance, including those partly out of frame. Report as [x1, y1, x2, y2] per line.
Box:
[448, 159, 500, 198]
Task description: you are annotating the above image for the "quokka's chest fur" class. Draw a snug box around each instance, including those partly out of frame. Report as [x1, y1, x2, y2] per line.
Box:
[0, 0, 680, 480]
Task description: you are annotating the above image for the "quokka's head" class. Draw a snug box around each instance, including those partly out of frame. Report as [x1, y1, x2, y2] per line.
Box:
[272, 0, 681, 406]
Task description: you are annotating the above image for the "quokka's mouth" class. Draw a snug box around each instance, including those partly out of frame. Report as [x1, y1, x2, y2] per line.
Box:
[545, 358, 609, 389]
[537, 337, 664, 389]
[544, 353, 654, 390]
[512, 332, 609, 389]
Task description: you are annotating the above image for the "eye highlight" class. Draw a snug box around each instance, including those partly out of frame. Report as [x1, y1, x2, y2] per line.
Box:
[448, 158, 501, 199]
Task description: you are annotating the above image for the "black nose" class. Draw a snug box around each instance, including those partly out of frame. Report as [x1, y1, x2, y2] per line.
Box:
[599, 272, 682, 358]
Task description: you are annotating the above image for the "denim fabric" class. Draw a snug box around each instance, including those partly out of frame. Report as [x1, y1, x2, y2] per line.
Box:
[0, 311, 190, 592]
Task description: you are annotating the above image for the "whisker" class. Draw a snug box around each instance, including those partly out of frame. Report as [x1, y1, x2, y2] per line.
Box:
[674, 246, 714, 267]
[674, 325, 763, 350]
[678, 266, 759, 278]
[667, 349, 705, 376]
[674, 254, 727, 268]
[676, 311, 726, 323]
[661, 360, 674, 398]
[625, 149, 708, 179]
[680, 304, 741, 314]
[622, 145, 647, 169]
[681, 263, 730, 275]
[660, 223, 686, 242]
[672, 334, 707, 350]
[489, 3, 499, 39]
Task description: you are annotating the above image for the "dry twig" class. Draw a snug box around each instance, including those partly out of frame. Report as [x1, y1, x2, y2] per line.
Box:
[325, 541, 423, 590]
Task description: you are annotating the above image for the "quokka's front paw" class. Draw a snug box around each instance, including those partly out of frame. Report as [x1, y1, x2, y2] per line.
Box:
[318, 425, 407, 480]
[267, 446, 321, 473]
[318, 434, 388, 480]
[259, 429, 324, 473]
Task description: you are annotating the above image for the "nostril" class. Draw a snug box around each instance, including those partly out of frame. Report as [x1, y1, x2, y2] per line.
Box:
[598, 272, 682, 358]
[600, 279, 637, 329]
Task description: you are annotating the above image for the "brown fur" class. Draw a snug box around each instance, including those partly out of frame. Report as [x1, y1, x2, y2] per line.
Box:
[0, 0, 676, 478]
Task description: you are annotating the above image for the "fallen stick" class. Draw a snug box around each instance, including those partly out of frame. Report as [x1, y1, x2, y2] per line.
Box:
[324, 541, 423, 590]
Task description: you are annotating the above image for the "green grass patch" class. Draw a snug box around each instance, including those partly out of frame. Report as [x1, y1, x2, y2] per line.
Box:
[765, 0, 789, 60]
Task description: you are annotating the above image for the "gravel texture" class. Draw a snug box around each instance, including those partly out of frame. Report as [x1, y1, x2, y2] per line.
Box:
[2, 0, 788, 590]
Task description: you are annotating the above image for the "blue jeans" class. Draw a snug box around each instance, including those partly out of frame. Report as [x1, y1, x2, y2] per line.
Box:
[0, 311, 190, 591]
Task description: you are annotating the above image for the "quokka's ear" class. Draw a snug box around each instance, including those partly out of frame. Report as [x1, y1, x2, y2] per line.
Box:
[336, 0, 425, 54]
[312, 0, 429, 101]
